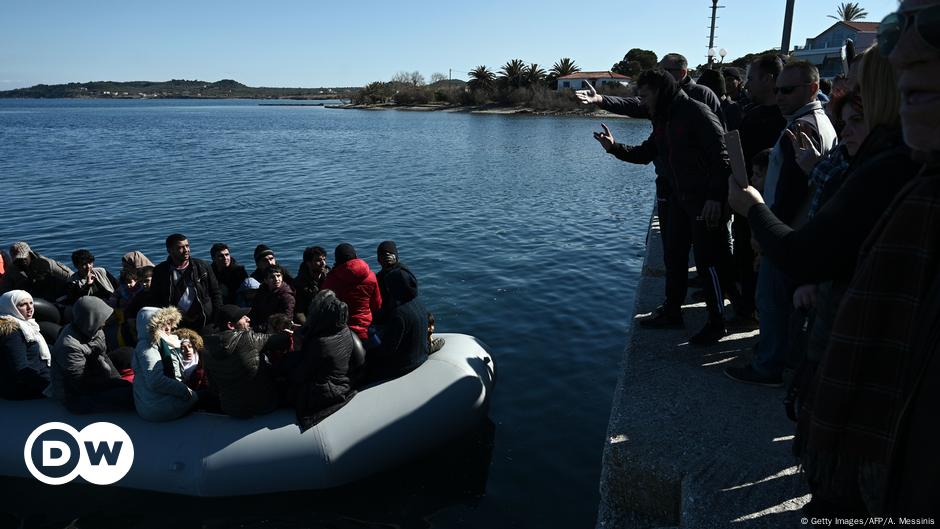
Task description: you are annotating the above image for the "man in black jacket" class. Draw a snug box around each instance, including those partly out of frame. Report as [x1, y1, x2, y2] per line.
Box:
[210, 242, 248, 305]
[149, 234, 222, 332]
[593, 68, 733, 345]
[576, 53, 732, 327]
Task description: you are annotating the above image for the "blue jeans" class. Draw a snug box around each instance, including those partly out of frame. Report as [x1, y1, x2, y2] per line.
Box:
[753, 257, 793, 377]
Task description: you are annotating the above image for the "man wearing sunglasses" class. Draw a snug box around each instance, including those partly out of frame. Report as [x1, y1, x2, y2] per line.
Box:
[726, 60, 838, 387]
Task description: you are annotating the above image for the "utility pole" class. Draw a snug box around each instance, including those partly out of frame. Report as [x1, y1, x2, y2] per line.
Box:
[781, 0, 796, 54]
[707, 0, 724, 67]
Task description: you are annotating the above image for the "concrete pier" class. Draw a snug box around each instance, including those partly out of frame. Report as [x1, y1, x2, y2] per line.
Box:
[596, 215, 810, 528]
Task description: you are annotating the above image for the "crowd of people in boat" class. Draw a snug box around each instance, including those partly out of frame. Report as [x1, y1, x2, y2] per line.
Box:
[0, 236, 443, 429]
[574, 1, 937, 518]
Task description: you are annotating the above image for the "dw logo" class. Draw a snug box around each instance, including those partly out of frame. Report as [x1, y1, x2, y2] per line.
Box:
[23, 422, 134, 486]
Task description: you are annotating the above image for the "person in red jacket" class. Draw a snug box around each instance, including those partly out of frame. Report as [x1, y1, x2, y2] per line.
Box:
[321, 244, 381, 341]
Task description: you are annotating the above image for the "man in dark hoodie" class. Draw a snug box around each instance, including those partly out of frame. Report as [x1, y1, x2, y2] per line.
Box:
[210, 243, 248, 305]
[592, 68, 733, 345]
[575, 55, 734, 331]
[321, 244, 382, 341]
[369, 265, 429, 380]
[46, 296, 132, 413]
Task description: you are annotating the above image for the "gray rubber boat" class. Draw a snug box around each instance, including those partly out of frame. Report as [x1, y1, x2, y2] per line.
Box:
[1, 333, 495, 496]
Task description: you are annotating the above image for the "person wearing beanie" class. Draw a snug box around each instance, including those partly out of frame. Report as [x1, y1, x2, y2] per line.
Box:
[5, 241, 72, 302]
[366, 264, 429, 382]
[250, 244, 294, 287]
[374, 240, 413, 325]
[321, 243, 381, 341]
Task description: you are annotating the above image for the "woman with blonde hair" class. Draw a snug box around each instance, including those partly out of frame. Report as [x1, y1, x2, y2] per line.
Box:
[132, 306, 198, 421]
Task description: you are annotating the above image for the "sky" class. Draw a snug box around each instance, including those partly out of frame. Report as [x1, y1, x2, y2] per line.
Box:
[0, 0, 900, 90]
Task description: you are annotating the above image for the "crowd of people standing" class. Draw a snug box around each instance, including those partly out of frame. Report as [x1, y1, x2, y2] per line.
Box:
[577, 0, 937, 518]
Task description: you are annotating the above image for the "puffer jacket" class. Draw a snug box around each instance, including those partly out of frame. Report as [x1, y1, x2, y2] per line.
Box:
[47, 296, 119, 402]
[0, 316, 50, 399]
[131, 307, 198, 421]
[289, 327, 356, 414]
[321, 259, 382, 340]
[608, 85, 731, 216]
[203, 328, 286, 418]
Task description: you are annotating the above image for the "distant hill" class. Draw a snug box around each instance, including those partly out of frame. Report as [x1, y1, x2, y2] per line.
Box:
[0, 79, 360, 99]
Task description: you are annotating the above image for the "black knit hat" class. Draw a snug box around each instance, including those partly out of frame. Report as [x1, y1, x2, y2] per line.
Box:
[377, 240, 398, 257]
[253, 244, 274, 262]
[334, 243, 357, 265]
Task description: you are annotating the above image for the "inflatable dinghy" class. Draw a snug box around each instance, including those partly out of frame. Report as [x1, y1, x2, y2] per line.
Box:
[0, 333, 495, 496]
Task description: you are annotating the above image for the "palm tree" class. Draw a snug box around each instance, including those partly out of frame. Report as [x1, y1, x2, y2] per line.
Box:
[550, 58, 580, 79]
[828, 2, 869, 21]
[467, 65, 496, 92]
[499, 59, 527, 88]
[525, 63, 547, 86]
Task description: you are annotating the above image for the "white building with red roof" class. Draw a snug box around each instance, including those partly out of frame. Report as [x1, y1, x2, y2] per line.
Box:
[555, 71, 631, 91]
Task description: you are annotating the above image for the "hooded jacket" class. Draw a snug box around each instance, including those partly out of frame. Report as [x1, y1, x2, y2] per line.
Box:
[289, 291, 358, 430]
[203, 328, 286, 418]
[321, 258, 382, 340]
[131, 307, 198, 421]
[372, 268, 428, 379]
[47, 296, 119, 402]
[608, 76, 731, 214]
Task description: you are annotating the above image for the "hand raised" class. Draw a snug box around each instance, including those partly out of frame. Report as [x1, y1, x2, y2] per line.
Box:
[592, 123, 615, 152]
[575, 81, 602, 105]
[784, 127, 821, 175]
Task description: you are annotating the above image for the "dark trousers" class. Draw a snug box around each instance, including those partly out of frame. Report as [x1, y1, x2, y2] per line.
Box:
[731, 212, 757, 316]
[664, 197, 734, 324]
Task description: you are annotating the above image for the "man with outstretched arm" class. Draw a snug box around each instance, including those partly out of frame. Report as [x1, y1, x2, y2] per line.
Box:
[592, 68, 733, 345]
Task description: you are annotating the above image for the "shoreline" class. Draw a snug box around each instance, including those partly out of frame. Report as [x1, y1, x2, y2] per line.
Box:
[326, 103, 640, 119]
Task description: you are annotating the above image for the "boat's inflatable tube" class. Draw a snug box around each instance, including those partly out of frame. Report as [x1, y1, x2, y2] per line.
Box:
[0, 333, 494, 496]
[32, 298, 60, 325]
[37, 321, 61, 346]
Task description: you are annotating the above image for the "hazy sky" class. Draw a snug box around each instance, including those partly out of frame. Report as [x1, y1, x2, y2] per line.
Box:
[0, 0, 899, 89]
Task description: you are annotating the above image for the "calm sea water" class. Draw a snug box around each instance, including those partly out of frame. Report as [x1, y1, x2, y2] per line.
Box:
[0, 99, 655, 528]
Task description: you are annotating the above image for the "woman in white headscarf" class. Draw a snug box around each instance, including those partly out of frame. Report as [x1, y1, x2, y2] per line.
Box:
[0, 290, 51, 399]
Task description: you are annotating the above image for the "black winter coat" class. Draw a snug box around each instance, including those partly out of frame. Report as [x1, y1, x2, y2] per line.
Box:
[149, 258, 222, 330]
[609, 89, 731, 215]
[212, 260, 248, 305]
[204, 329, 287, 417]
[0, 317, 50, 400]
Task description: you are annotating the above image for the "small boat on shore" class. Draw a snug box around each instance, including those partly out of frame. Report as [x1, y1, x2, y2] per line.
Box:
[0, 333, 495, 496]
